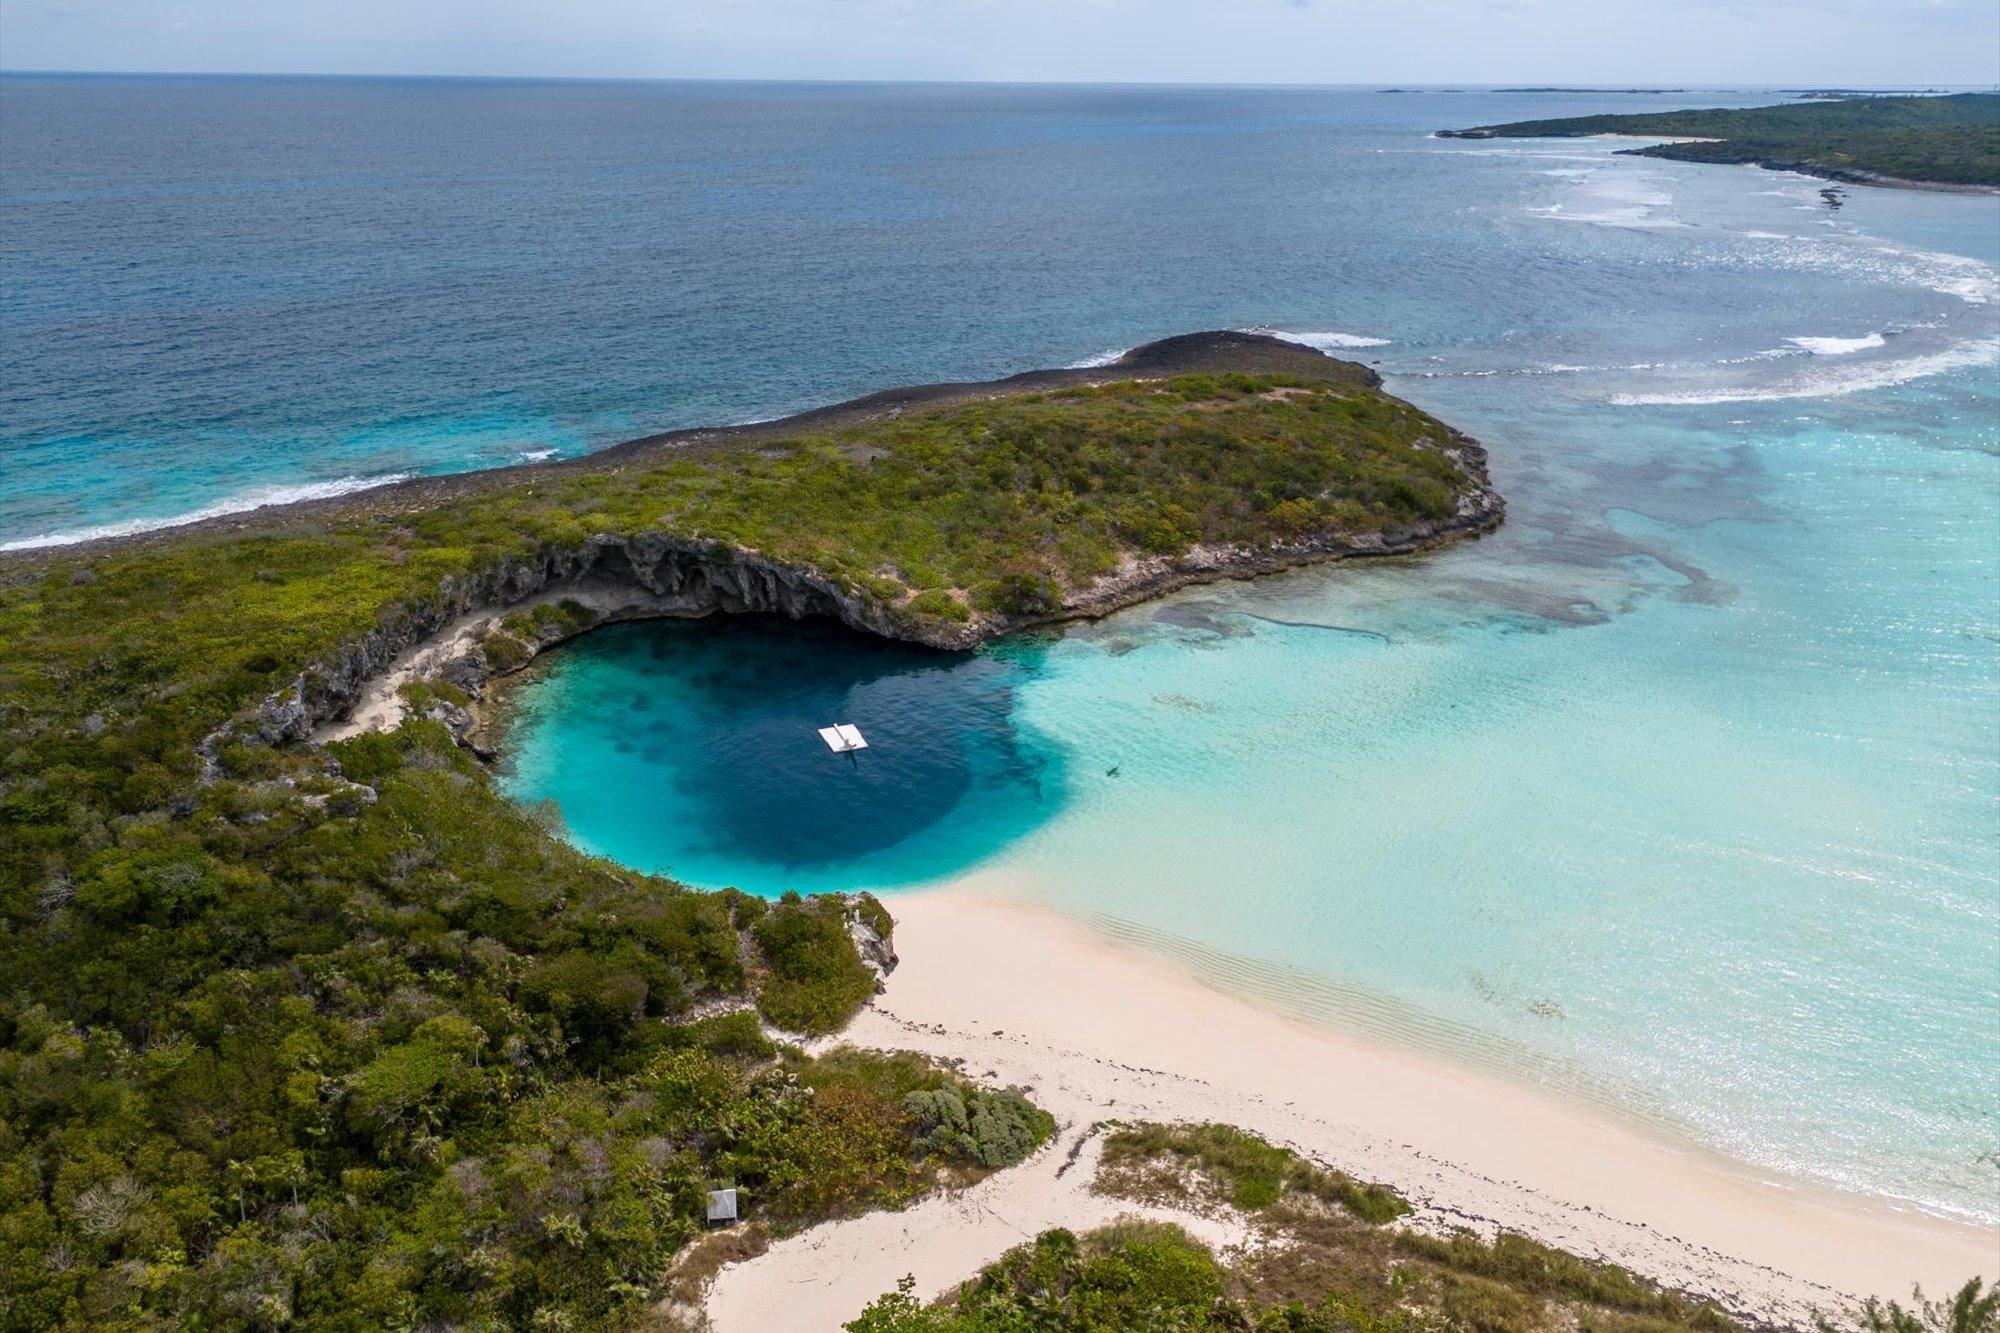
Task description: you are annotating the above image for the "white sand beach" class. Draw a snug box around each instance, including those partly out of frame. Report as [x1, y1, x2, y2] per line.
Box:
[703, 880, 1996, 1332]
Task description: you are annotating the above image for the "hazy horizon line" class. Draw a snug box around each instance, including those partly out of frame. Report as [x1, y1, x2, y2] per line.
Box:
[3, 68, 1994, 93]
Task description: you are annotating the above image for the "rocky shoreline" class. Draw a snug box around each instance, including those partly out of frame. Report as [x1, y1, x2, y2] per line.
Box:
[27, 330, 1500, 762]
[1668, 155, 2000, 194]
[300, 480, 1504, 756]
[1437, 127, 2000, 194]
[1, 331, 1393, 561]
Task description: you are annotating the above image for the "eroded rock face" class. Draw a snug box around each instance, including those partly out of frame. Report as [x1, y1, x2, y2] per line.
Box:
[233, 534, 960, 755]
[846, 907, 900, 984]
[226, 429, 1503, 761]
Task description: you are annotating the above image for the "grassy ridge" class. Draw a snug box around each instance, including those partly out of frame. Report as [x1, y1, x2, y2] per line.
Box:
[1442, 93, 2000, 187]
[0, 363, 1487, 1327]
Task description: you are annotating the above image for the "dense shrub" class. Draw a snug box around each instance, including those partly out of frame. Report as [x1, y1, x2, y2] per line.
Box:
[903, 1086, 1055, 1169]
[1100, 1122, 1410, 1223]
[906, 587, 972, 623]
[754, 892, 881, 1034]
[0, 364, 1485, 1328]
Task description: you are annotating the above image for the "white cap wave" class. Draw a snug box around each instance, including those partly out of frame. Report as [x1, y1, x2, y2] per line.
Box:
[2, 472, 414, 552]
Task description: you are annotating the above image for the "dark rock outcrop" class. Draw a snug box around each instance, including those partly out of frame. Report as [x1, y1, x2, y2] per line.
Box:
[192, 333, 1504, 764]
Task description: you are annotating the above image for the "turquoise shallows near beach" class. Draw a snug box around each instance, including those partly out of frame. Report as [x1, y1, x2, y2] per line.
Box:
[495, 143, 2000, 1227]
[6, 79, 1995, 1233]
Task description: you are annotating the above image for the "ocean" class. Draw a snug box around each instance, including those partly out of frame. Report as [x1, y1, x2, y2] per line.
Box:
[5, 76, 1995, 1226]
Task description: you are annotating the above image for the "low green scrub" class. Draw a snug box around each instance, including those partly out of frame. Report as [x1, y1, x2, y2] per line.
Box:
[860, 1123, 1752, 1333]
[1445, 93, 2000, 187]
[1099, 1121, 1410, 1223]
[904, 1086, 1054, 1169]
[0, 368, 1481, 1328]
[849, 1222, 1235, 1333]
[906, 587, 971, 623]
[852, 1224, 1997, 1333]
[754, 892, 883, 1035]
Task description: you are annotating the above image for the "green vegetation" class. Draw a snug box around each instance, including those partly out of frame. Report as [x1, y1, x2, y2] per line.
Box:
[0, 713, 1043, 1328]
[848, 1223, 1238, 1333]
[0, 365, 1479, 1328]
[1443, 93, 2000, 187]
[849, 1124, 1748, 1333]
[1098, 1121, 1408, 1222]
[750, 891, 883, 1036]
[903, 1087, 1054, 1170]
[1829, 1281, 2000, 1333]
[853, 1227, 2000, 1333]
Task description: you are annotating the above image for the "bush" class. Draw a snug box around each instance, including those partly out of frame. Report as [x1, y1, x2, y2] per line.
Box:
[853, 891, 894, 943]
[753, 893, 878, 1035]
[522, 950, 649, 1051]
[1099, 1122, 1410, 1222]
[1266, 497, 1322, 537]
[1117, 500, 1203, 555]
[902, 1086, 1054, 1169]
[906, 588, 971, 623]
[971, 571, 1063, 617]
[482, 630, 531, 671]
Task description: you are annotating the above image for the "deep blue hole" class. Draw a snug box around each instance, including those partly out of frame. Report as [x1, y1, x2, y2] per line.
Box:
[501, 614, 1063, 880]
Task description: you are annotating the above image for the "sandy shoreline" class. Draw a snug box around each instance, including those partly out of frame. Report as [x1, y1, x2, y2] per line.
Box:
[703, 881, 1994, 1331]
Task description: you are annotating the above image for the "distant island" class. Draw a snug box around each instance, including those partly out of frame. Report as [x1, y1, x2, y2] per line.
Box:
[1493, 86, 1689, 94]
[1788, 88, 1949, 100]
[1440, 92, 2000, 190]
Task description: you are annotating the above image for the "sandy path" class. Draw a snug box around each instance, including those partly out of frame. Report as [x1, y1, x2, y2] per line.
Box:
[700, 885, 1995, 1332]
[703, 1124, 1247, 1331]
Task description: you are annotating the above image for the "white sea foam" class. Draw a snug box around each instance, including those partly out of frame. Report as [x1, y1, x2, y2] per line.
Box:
[1898, 244, 2000, 304]
[1529, 166, 1685, 229]
[1786, 333, 1886, 356]
[1531, 207, 1691, 229]
[0, 472, 415, 552]
[1066, 347, 1129, 369]
[519, 448, 559, 462]
[1256, 329, 1392, 350]
[1610, 336, 2000, 405]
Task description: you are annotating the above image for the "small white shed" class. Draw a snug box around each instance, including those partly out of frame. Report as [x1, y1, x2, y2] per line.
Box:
[705, 1187, 739, 1224]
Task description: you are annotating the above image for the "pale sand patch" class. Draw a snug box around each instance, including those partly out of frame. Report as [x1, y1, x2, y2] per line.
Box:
[701, 880, 1995, 1332]
[315, 582, 705, 743]
[702, 1125, 1248, 1332]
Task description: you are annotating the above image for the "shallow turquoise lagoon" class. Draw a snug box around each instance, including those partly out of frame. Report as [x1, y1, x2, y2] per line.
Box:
[10, 75, 1993, 1232]
[503, 358, 2000, 1224]
[502, 158, 2000, 1220]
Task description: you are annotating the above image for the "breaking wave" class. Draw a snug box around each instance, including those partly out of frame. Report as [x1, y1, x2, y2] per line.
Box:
[1786, 333, 1887, 356]
[1254, 329, 1393, 350]
[0, 472, 414, 552]
[1610, 336, 2000, 406]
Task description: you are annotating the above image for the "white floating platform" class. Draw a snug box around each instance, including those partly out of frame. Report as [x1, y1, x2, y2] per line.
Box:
[817, 723, 869, 753]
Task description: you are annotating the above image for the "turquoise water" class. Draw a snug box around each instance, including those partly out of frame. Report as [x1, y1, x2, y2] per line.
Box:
[7, 78, 1994, 1225]
[498, 140, 2000, 1222]
[499, 617, 1061, 884]
[509, 360, 2000, 1220]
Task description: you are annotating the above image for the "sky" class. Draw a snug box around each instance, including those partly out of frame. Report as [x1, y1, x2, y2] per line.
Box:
[1, 0, 1995, 87]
